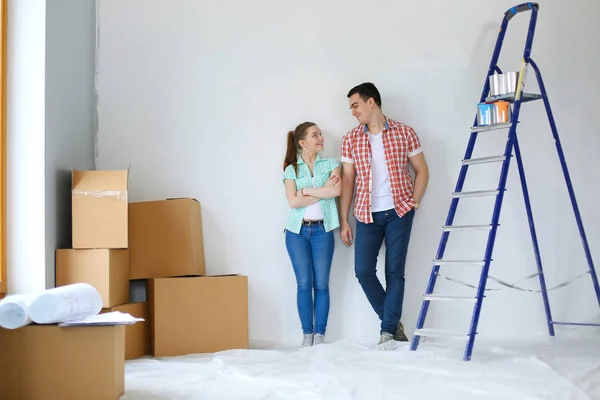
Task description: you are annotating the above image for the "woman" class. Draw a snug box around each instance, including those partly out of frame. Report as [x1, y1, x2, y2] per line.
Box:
[283, 121, 341, 348]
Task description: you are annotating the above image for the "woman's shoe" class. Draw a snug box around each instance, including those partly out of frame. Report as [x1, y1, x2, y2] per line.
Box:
[313, 333, 324, 345]
[300, 333, 314, 348]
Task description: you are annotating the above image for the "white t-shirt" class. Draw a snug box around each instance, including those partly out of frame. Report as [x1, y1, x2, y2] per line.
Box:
[303, 177, 324, 220]
[369, 132, 395, 212]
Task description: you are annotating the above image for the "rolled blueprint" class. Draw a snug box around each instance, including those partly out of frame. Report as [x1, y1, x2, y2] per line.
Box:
[29, 283, 103, 324]
[0, 293, 39, 329]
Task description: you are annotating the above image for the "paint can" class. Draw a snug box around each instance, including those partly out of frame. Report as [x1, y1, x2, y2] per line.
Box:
[493, 101, 511, 123]
[477, 103, 494, 125]
[488, 74, 501, 97]
[498, 74, 508, 95]
[504, 71, 519, 94]
[489, 73, 509, 96]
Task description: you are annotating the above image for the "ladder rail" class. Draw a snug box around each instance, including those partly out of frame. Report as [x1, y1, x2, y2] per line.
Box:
[409, 4, 513, 354]
[512, 130, 555, 335]
[464, 128, 515, 361]
[464, 2, 541, 362]
[529, 58, 600, 309]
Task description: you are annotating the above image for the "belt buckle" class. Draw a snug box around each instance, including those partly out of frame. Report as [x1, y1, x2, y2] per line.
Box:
[305, 220, 312, 226]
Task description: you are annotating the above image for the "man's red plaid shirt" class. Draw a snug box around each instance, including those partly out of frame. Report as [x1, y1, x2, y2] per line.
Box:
[341, 117, 423, 224]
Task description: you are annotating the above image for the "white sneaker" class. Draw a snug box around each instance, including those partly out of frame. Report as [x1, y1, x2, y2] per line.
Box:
[313, 333, 324, 345]
[300, 333, 314, 348]
[378, 332, 394, 345]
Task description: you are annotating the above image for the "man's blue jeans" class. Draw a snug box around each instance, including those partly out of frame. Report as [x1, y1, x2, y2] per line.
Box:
[285, 223, 334, 335]
[355, 208, 415, 335]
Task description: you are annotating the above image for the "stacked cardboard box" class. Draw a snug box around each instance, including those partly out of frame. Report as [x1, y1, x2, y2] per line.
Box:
[55, 169, 151, 360]
[56, 170, 249, 358]
[129, 198, 249, 357]
[0, 170, 134, 399]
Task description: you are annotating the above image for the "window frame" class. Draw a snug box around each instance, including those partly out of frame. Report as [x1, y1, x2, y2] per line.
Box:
[0, 0, 7, 297]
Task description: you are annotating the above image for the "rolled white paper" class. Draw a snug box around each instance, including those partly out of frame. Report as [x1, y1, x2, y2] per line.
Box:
[29, 283, 103, 324]
[0, 293, 38, 329]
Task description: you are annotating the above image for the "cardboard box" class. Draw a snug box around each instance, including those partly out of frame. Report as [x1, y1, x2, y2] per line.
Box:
[0, 324, 125, 400]
[56, 249, 129, 308]
[148, 275, 248, 357]
[129, 198, 206, 279]
[72, 169, 128, 249]
[102, 302, 151, 360]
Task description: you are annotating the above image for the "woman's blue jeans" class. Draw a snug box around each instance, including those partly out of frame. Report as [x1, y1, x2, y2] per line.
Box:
[285, 223, 334, 335]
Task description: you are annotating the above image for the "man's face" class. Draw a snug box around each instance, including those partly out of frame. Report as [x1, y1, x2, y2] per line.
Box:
[349, 93, 372, 125]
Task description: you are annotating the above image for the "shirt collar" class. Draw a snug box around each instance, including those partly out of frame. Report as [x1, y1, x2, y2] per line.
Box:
[297, 153, 321, 165]
[362, 116, 391, 134]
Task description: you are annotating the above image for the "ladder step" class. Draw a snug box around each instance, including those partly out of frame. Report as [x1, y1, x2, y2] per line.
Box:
[413, 328, 471, 338]
[433, 259, 486, 266]
[551, 322, 600, 327]
[442, 224, 493, 232]
[471, 122, 513, 133]
[423, 294, 478, 302]
[452, 190, 499, 198]
[485, 92, 542, 103]
[462, 155, 506, 165]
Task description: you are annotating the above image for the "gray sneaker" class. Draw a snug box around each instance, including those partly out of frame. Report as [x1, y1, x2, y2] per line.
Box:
[313, 333, 324, 345]
[394, 321, 409, 342]
[378, 332, 394, 345]
[300, 333, 314, 348]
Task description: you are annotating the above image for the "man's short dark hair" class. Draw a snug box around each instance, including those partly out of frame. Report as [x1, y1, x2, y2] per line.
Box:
[347, 82, 382, 107]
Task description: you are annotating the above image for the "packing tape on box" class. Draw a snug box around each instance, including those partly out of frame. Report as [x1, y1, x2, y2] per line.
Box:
[71, 190, 128, 201]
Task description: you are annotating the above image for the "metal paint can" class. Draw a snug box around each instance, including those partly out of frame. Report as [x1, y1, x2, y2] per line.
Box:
[498, 74, 508, 95]
[488, 74, 501, 97]
[494, 101, 511, 123]
[489, 73, 509, 96]
[504, 71, 519, 94]
[477, 103, 494, 125]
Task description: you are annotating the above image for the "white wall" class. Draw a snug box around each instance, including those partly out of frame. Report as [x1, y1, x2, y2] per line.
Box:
[7, 0, 96, 294]
[96, 0, 600, 345]
[44, 0, 97, 289]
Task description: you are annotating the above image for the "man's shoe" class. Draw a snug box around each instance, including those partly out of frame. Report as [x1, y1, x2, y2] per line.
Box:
[378, 332, 394, 345]
[394, 321, 409, 342]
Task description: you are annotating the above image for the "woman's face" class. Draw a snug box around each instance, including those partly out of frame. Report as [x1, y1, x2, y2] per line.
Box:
[299, 125, 324, 153]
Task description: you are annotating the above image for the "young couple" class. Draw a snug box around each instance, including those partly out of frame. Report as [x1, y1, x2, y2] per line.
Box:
[283, 82, 430, 348]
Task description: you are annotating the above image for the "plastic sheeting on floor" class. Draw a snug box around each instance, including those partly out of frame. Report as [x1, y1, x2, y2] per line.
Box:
[121, 334, 600, 400]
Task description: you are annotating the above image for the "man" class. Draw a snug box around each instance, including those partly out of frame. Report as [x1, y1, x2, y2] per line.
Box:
[339, 82, 429, 345]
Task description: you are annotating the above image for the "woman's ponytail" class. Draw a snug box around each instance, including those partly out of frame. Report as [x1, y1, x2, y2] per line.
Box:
[283, 130, 298, 175]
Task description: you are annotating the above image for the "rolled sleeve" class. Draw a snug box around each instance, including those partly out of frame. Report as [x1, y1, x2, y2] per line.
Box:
[406, 127, 423, 158]
[341, 134, 354, 164]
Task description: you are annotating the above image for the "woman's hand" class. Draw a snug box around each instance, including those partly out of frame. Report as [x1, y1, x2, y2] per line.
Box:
[324, 175, 339, 187]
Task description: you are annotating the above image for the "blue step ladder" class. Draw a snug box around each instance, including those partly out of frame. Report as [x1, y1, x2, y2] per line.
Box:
[409, 2, 600, 361]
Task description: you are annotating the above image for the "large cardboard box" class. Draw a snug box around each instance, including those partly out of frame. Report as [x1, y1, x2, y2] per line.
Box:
[0, 325, 125, 400]
[148, 275, 248, 357]
[56, 249, 129, 308]
[129, 198, 206, 279]
[102, 302, 151, 360]
[72, 169, 128, 249]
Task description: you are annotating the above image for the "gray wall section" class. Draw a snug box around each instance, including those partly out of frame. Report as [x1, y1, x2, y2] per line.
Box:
[45, 0, 97, 288]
